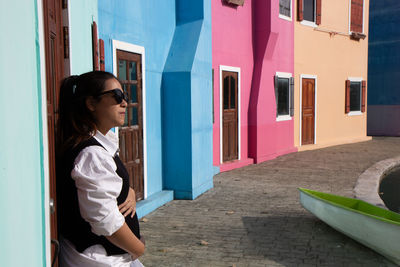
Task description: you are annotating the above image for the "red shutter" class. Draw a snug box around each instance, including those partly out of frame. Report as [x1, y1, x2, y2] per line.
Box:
[350, 0, 363, 33]
[92, 21, 99, 71]
[345, 80, 350, 113]
[298, 0, 303, 21]
[361, 80, 366, 112]
[316, 0, 322, 25]
[99, 39, 105, 71]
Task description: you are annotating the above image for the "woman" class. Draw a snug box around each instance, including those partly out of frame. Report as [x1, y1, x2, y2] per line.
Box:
[56, 71, 145, 267]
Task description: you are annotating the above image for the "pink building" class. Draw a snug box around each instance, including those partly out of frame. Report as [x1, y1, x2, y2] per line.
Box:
[212, 0, 296, 172]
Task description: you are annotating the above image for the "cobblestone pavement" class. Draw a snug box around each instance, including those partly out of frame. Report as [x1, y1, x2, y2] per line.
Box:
[140, 137, 400, 267]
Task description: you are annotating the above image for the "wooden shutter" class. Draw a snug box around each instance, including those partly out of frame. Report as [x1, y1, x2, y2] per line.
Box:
[316, 0, 322, 25]
[350, 0, 363, 33]
[298, 0, 304, 21]
[345, 80, 350, 113]
[274, 75, 279, 117]
[361, 80, 366, 112]
[99, 39, 105, 71]
[290, 77, 294, 116]
[92, 21, 99, 71]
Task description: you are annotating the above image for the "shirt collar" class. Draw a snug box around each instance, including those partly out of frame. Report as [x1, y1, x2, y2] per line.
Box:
[93, 131, 119, 157]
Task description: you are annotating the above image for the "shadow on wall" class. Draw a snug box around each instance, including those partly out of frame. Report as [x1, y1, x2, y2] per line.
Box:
[240, 215, 391, 265]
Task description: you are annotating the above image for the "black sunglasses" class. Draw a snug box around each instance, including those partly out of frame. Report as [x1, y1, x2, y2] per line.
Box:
[96, 89, 128, 104]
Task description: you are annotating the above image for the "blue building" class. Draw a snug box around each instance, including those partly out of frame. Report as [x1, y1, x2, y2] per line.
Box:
[367, 0, 400, 136]
[98, 0, 214, 217]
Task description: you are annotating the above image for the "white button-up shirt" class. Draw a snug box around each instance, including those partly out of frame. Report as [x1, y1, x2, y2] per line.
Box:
[71, 131, 125, 236]
[60, 131, 144, 267]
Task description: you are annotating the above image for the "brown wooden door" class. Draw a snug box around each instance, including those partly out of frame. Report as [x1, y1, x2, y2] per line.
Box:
[301, 78, 315, 145]
[116, 50, 144, 201]
[222, 71, 238, 162]
[43, 0, 65, 265]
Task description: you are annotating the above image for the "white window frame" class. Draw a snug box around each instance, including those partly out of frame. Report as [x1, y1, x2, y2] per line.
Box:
[300, 0, 317, 28]
[279, 0, 292, 21]
[299, 74, 318, 146]
[347, 77, 363, 116]
[348, 0, 365, 34]
[276, 71, 293, 122]
[219, 65, 241, 164]
[112, 40, 148, 199]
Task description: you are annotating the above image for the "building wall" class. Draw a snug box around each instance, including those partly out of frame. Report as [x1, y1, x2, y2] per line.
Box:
[163, 0, 213, 199]
[294, 0, 370, 149]
[0, 1, 45, 266]
[98, 0, 176, 201]
[69, 0, 98, 74]
[99, 0, 213, 204]
[212, 0, 254, 170]
[212, 0, 295, 170]
[249, 0, 296, 162]
[367, 0, 400, 136]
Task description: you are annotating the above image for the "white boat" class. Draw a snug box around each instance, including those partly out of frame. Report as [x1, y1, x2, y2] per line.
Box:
[299, 187, 400, 265]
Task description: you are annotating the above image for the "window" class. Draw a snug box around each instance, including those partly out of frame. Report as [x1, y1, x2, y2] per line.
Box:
[297, 0, 321, 25]
[303, 0, 314, 22]
[275, 73, 294, 120]
[350, 0, 364, 33]
[279, 0, 291, 19]
[349, 82, 361, 111]
[345, 79, 366, 115]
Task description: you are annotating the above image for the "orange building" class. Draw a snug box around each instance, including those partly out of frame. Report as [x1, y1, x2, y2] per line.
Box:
[294, 0, 371, 150]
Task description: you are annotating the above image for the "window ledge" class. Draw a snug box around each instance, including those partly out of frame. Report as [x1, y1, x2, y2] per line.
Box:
[276, 115, 292, 122]
[300, 20, 317, 28]
[350, 32, 366, 41]
[279, 14, 292, 22]
[348, 111, 363, 116]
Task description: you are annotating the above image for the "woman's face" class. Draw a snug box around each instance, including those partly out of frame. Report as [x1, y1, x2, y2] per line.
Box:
[88, 78, 127, 135]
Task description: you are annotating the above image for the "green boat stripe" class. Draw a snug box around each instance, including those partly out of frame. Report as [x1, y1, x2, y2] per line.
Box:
[298, 187, 400, 226]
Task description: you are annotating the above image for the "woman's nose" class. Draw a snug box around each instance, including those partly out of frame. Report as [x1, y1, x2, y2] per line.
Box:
[121, 99, 128, 107]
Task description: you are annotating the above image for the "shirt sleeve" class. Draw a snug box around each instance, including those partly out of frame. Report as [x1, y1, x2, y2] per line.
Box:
[71, 146, 125, 236]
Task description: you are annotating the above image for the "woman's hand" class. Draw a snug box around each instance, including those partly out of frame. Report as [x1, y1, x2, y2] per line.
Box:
[119, 187, 136, 218]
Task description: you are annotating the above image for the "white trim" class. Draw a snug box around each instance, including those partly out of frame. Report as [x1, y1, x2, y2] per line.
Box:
[348, 0, 365, 34]
[36, 0, 51, 266]
[276, 71, 292, 78]
[348, 111, 363, 116]
[279, 14, 293, 22]
[219, 65, 241, 164]
[112, 40, 148, 199]
[275, 71, 293, 121]
[278, 0, 292, 21]
[301, 20, 317, 28]
[277, 115, 292, 122]
[348, 77, 363, 82]
[299, 74, 318, 146]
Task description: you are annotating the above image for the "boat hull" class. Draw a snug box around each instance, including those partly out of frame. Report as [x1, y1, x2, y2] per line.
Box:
[299, 188, 400, 265]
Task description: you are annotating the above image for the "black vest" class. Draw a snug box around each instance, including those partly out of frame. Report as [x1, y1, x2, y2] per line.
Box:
[57, 137, 141, 255]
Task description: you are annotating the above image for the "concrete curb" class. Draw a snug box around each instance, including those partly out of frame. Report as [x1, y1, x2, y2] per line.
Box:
[354, 155, 400, 208]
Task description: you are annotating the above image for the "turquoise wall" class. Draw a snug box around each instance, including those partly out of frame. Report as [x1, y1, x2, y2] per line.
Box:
[0, 1, 45, 266]
[69, 0, 98, 74]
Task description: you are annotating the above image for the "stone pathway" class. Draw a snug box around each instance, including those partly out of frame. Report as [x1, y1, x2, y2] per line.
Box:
[140, 137, 400, 266]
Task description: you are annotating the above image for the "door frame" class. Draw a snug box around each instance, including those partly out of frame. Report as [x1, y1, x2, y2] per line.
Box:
[299, 74, 318, 146]
[112, 39, 148, 199]
[219, 65, 241, 164]
[36, 0, 52, 265]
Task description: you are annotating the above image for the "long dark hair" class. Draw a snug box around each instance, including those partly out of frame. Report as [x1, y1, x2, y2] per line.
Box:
[56, 71, 119, 154]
